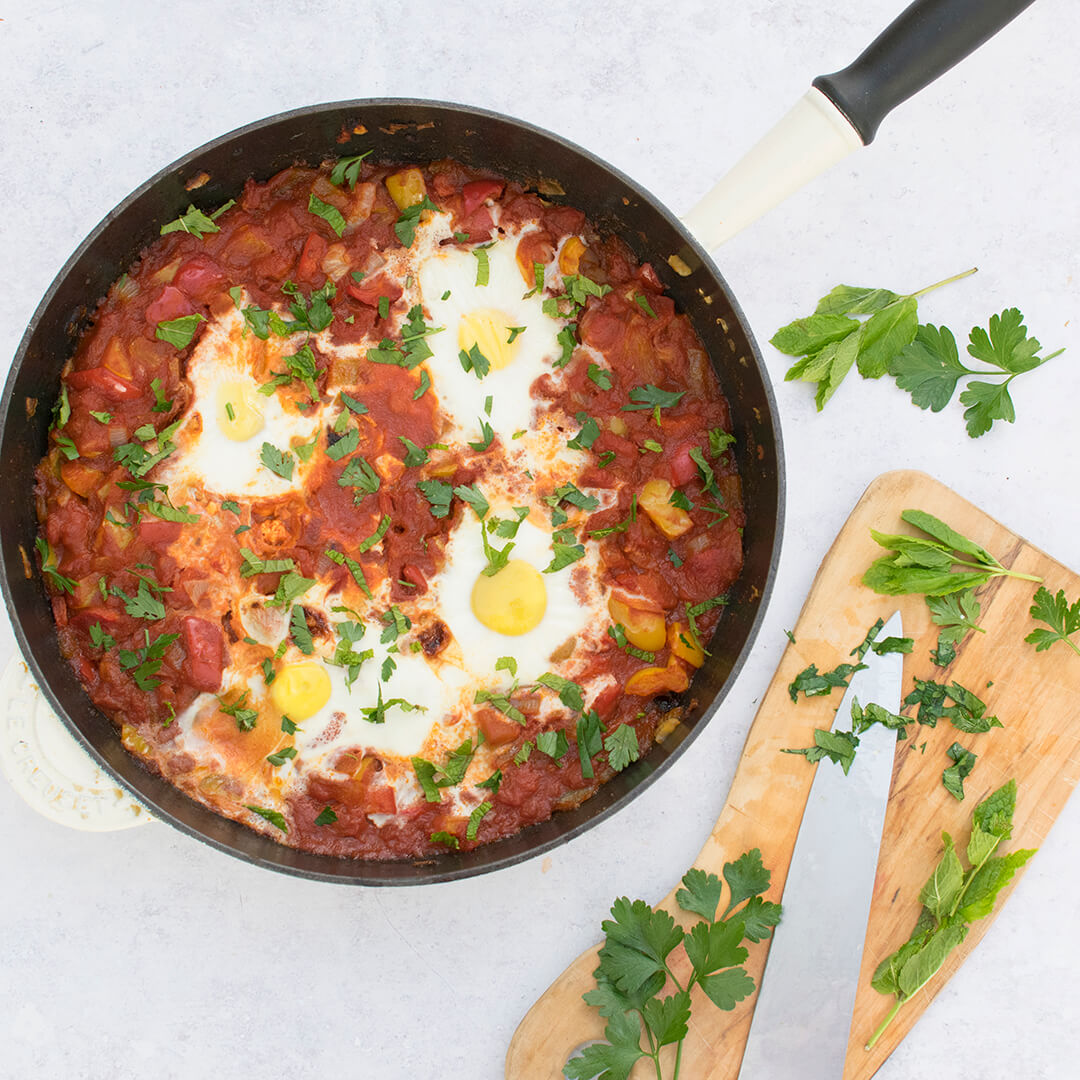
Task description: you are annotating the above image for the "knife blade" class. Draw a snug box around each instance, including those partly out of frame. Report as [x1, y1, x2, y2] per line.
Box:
[737, 610, 905, 1079]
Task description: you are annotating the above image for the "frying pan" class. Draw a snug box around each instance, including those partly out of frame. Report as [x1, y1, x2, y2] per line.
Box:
[0, 0, 1033, 885]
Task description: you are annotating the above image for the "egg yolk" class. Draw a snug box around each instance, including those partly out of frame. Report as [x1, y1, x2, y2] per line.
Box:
[215, 380, 265, 441]
[269, 662, 332, 720]
[471, 559, 547, 635]
[458, 308, 520, 371]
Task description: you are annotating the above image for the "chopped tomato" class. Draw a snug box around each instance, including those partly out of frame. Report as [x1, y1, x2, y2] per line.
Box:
[65, 367, 141, 400]
[138, 519, 182, 546]
[364, 784, 396, 815]
[144, 285, 195, 326]
[477, 708, 521, 747]
[173, 256, 226, 301]
[462, 179, 504, 216]
[665, 444, 700, 487]
[400, 564, 427, 593]
[296, 232, 328, 282]
[181, 616, 224, 692]
[346, 274, 403, 308]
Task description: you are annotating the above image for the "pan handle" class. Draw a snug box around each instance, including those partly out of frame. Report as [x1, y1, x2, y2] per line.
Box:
[681, 0, 1036, 251]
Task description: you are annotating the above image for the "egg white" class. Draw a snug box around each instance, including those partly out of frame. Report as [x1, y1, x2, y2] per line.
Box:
[416, 234, 565, 448]
[160, 305, 324, 498]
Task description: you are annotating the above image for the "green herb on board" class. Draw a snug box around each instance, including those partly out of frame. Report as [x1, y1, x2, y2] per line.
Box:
[942, 742, 977, 800]
[865, 780, 1036, 1049]
[565, 850, 781, 1080]
[1024, 586, 1080, 657]
[863, 509, 1042, 597]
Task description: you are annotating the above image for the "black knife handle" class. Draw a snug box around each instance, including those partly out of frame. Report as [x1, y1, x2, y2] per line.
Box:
[812, 0, 1037, 144]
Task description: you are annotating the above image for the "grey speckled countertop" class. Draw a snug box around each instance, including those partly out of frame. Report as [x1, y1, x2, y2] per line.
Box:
[2, 2, 1079, 1078]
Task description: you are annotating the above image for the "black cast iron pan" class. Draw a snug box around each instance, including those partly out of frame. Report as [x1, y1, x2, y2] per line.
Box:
[0, 0, 1034, 884]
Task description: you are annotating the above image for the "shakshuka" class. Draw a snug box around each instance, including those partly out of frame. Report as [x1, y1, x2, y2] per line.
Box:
[33, 155, 743, 859]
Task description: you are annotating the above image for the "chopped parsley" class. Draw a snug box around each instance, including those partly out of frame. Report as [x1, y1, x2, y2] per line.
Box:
[245, 805, 287, 832]
[155, 314, 205, 349]
[289, 605, 314, 655]
[330, 151, 372, 190]
[308, 193, 346, 237]
[259, 442, 295, 481]
[160, 204, 219, 239]
[394, 195, 439, 247]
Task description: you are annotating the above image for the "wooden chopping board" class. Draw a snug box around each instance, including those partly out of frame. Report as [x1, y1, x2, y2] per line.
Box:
[506, 469, 1080, 1079]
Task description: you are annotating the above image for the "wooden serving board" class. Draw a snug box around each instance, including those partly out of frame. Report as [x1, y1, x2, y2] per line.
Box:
[506, 470, 1080, 1079]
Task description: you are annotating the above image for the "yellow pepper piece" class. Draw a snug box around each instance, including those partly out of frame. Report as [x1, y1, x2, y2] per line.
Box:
[639, 478, 693, 539]
[385, 168, 427, 211]
[608, 595, 667, 652]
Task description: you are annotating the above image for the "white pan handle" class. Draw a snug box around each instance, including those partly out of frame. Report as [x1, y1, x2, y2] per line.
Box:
[683, 0, 1037, 250]
[0, 655, 153, 832]
[680, 88, 862, 251]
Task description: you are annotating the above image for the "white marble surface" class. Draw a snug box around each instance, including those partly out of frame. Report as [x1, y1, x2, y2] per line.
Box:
[2, 2, 1079, 1078]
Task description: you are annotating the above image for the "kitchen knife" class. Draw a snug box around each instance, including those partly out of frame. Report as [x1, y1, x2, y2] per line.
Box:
[737, 611, 905, 1079]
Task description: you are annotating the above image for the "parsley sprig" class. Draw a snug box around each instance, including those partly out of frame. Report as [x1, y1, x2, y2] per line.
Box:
[565, 850, 781, 1080]
[891, 309, 1064, 437]
[866, 780, 1036, 1050]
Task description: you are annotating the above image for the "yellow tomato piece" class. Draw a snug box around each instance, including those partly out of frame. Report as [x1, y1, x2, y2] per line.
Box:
[270, 662, 332, 721]
[639, 478, 693, 539]
[458, 308, 520, 371]
[608, 595, 666, 652]
[471, 559, 547, 636]
[60, 459, 102, 498]
[625, 658, 690, 697]
[668, 622, 705, 668]
[558, 236, 586, 276]
[101, 338, 132, 379]
[215, 380, 264, 442]
[385, 168, 427, 211]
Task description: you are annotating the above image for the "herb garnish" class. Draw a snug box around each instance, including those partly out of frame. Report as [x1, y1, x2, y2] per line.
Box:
[338, 456, 381, 502]
[34, 537, 76, 594]
[259, 441, 295, 481]
[308, 193, 346, 237]
[942, 742, 977, 800]
[866, 780, 1036, 1049]
[394, 195, 439, 247]
[160, 204, 220, 239]
[314, 805, 338, 826]
[219, 691, 259, 732]
[155, 314, 205, 349]
[565, 850, 781, 1080]
[117, 630, 179, 690]
[587, 363, 613, 391]
[245, 805, 288, 832]
[622, 384, 686, 426]
[289, 605, 314, 655]
[329, 151, 372, 190]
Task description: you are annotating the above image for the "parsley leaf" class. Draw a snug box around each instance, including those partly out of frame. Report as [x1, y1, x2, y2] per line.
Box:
[260, 442, 295, 481]
[160, 204, 219, 239]
[308, 193, 346, 237]
[289, 605, 314, 655]
[536, 673, 585, 712]
[418, 478, 454, 519]
[245, 805, 288, 832]
[155, 314, 205, 349]
[117, 630, 179, 690]
[458, 342, 491, 379]
[329, 151, 372, 190]
[394, 195, 439, 247]
[587, 363, 613, 391]
[338, 456, 381, 502]
[622, 384, 686, 424]
[567, 412, 600, 451]
[34, 537, 76, 594]
[568, 852, 779, 1079]
[467, 419, 494, 453]
[604, 723, 640, 772]
[314, 805, 338, 826]
[454, 483, 489, 520]
[1025, 585, 1080, 657]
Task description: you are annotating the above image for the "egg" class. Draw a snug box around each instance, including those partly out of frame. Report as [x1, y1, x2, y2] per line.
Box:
[428, 507, 605, 686]
[159, 303, 323, 498]
[416, 234, 565, 447]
